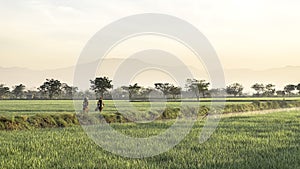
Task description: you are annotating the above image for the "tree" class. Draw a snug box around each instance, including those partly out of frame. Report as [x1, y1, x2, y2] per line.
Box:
[140, 87, 154, 99]
[38, 79, 62, 99]
[73, 90, 95, 100]
[209, 88, 226, 97]
[169, 86, 181, 99]
[251, 83, 265, 96]
[297, 83, 300, 94]
[276, 90, 285, 97]
[226, 83, 244, 97]
[263, 84, 275, 96]
[111, 87, 128, 99]
[186, 79, 210, 100]
[90, 77, 113, 98]
[0, 84, 10, 99]
[154, 83, 181, 100]
[12, 84, 26, 99]
[121, 83, 141, 100]
[24, 90, 38, 99]
[154, 83, 171, 96]
[62, 83, 78, 99]
[284, 84, 296, 96]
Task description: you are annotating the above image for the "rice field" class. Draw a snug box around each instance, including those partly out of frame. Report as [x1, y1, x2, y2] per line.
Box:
[0, 110, 299, 168]
[2, 97, 295, 115]
[0, 99, 300, 168]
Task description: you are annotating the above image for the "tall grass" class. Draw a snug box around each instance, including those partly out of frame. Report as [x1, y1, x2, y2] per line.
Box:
[0, 111, 299, 168]
[1, 100, 300, 130]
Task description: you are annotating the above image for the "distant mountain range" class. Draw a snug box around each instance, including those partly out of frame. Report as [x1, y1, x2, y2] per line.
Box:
[1, 58, 299, 93]
[224, 66, 300, 93]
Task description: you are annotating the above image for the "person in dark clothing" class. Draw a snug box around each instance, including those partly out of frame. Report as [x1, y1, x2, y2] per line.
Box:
[95, 97, 104, 112]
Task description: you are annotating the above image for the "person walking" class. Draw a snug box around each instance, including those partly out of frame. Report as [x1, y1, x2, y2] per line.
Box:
[82, 97, 89, 113]
[95, 97, 104, 112]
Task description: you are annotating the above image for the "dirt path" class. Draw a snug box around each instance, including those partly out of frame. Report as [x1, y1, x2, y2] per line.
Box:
[221, 107, 300, 117]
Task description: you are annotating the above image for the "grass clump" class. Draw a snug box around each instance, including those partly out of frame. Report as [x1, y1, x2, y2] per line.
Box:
[0, 113, 79, 130]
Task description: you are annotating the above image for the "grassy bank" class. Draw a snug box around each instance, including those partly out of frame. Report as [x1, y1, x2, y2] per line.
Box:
[0, 113, 78, 130]
[1, 100, 300, 130]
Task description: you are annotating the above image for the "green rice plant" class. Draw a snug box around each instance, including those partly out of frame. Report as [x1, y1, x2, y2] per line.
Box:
[0, 111, 300, 168]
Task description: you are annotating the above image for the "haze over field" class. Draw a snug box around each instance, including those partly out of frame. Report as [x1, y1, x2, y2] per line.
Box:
[1, 0, 300, 92]
[0, 59, 299, 93]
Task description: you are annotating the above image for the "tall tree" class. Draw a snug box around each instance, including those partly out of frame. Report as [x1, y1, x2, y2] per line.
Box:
[0, 84, 10, 99]
[90, 77, 113, 98]
[186, 79, 210, 100]
[297, 83, 300, 94]
[226, 83, 244, 97]
[284, 84, 296, 96]
[169, 86, 181, 99]
[62, 83, 78, 99]
[12, 84, 26, 99]
[154, 83, 173, 97]
[121, 83, 141, 100]
[38, 79, 62, 99]
[264, 84, 275, 96]
[140, 87, 154, 99]
[154, 83, 181, 99]
[251, 83, 265, 96]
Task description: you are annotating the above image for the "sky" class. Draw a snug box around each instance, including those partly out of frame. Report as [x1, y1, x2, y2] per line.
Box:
[1, 0, 300, 71]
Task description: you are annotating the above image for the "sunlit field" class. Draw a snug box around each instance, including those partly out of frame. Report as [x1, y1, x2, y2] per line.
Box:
[0, 100, 226, 115]
[1, 99, 300, 168]
[1, 97, 299, 115]
[0, 110, 299, 168]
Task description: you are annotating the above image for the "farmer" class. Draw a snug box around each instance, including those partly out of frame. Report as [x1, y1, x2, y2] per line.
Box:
[95, 97, 104, 112]
[82, 97, 89, 113]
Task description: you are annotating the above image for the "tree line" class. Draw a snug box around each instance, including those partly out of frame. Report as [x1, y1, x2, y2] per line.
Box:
[0, 77, 300, 100]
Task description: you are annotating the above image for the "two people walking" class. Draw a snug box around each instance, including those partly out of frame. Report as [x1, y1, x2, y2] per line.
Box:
[82, 97, 104, 113]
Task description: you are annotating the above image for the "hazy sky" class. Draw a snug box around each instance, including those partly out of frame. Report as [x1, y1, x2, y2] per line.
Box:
[1, 0, 300, 70]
